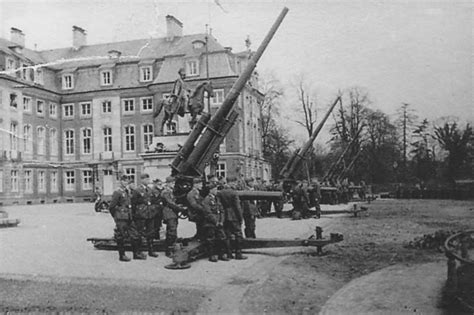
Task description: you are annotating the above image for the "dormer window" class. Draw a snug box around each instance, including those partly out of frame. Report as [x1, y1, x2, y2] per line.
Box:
[140, 66, 152, 82]
[21, 63, 30, 80]
[34, 68, 44, 85]
[5, 57, 15, 74]
[108, 50, 121, 59]
[186, 59, 199, 76]
[192, 40, 205, 50]
[100, 70, 112, 86]
[62, 74, 74, 90]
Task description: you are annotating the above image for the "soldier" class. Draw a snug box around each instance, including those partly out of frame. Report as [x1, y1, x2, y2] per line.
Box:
[186, 177, 206, 241]
[161, 176, 185, 257]
[201, 182, 230, 262]
[241, 177, 257, 238]
[309, 178, 322, 219]
[291, 180, 310, 220]
[217, 177, 247, 260]
[151, 178, 164, 240]
[108, 175, 135, 262]
[130, 173, 157, 259]
[269, 179, 284, 218]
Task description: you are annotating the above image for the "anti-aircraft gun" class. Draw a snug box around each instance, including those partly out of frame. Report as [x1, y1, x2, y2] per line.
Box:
[279, 96, 342, 193]
[88, 8, 344, 268]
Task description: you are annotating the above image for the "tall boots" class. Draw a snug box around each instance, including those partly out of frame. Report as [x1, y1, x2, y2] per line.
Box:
[234, 238, 248, 260]
[132, 239, 147, 260]
[208, 242, 218, 263]
[225, 239, 234, 259]
[147, 239, 159, 257]
[117, 240, 130, 262]
[218, 240, 230, 261]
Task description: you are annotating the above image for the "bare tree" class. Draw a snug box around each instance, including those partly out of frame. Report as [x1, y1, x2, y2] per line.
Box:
[292, 76, 320, 138]
[259, 73, 284, 150]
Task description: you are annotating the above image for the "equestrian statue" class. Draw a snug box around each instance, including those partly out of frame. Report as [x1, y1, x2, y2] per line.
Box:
[153, 68, 214, 135]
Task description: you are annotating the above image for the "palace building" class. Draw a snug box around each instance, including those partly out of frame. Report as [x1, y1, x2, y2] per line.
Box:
[0, 16, 270, 205]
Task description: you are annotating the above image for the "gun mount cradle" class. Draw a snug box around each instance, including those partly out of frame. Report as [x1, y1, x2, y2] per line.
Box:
[87, 226, 343, 269]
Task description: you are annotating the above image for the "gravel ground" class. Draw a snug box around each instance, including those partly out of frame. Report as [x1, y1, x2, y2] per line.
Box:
[1, 199, 472, 314]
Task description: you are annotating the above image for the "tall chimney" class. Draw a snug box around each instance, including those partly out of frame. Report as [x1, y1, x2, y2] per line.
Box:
[166, 15, 183, 40]
[72, 25, 87, 50]
[10, 27, 25, 48]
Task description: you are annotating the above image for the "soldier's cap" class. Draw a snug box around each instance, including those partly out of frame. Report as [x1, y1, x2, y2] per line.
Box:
[119, 175, 128, 181]
[178, 67, 185, 74]
[208, 176, 219, 183]
[165, 176, 175, 183]
[193, 177, 203, 184]
[245, 177, 254, 184]
[226, 176, 238, 183]
[140, 173, 150, 179]
[153, 178, 163, 184]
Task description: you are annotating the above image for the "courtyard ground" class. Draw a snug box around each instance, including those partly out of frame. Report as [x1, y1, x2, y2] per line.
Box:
[0, 199, 473, 314]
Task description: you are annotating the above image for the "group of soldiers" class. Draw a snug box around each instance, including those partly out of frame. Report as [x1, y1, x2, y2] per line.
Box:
[108, 173, 251, 263]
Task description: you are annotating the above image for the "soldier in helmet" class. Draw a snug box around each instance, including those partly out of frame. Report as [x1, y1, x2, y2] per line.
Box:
[217, 176, 247, 260]
[186, 177, 206, 241]
[108, 175, 135, 262]
[130, 173, 156, 259]
[161, 176, 186, 257]
[201, 181, 230, 262]
[241, 177, 257, 238]
[151, 178, 164, 240]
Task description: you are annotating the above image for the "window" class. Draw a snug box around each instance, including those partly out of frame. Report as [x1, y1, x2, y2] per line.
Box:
[24, 170, 33, 193]
[50, 171, 58, 192]
[140, 66, 152, 82]
[100, 70, 112, 86]
[186, 60, 199, 76]
[50, 128, 58, 156]
[64, 130, 75, 155]
[37, 100, 44, 116]
[164, 121, 177, 135]
[23, 125, 32, 153]
[193, 40, 205, 49]
[122, 99, 135, 113]
[11, 170, 19, 192]
[23, 96, 31, 112]
[6, 57, 15, 73]
[124, 167, 136, 184]
[82, 128, 92, 154]
[65, 170, 75, 191]
[21, 63, 29, 80]
[38, 171, 46, 193]
[82, 170, 93, 190]
[124, 125, 135, 152]
[49, 103, 57, 118]
[141, 97, 153, 112]
[10, 122, 18, 151]
[103, 127, 112, 152]
[216, 162, 226, 179]
[10, 93, 18, 108]
[80, 102, 91, 117]
[102, 100, 111, 113]
[62, 74, 74, 89]
[143, 124, 154, 150]
[0, 170, 3, 192]
[34, 69, 44, 85]
[63, 103, 74, 118]
[211, 89, 225, 105]
[37, 126, 45, 155]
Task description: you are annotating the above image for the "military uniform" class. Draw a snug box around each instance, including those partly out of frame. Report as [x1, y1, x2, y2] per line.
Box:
[217, 181, 247, 260]
[150, 183, 164, 240]
[291, 183, 310, 220]
[202, 188, 229, 262]
[109, 184, 136, 261]
[308, 180, 322, 218]
[240, 179, 257, 239]
[161, 182, 184, 256]
[131, 183, 158, 258]
[186, 185, 205, 240]
[270, 181, 284, 218]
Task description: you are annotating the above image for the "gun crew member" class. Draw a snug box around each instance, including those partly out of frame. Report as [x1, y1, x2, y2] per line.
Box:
[130, 173, 157, 259]
[201, 182, 230, 262]
[186, 177, 206, 241]
[108, 175, 136, 262]
[161, 176, 186, 257]
[217, 177, 247, 260]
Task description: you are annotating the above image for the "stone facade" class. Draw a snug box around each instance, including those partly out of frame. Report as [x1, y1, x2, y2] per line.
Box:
[0, 18, 270, 205]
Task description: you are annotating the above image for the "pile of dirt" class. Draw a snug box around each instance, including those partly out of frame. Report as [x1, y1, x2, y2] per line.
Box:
[404, 229, 458, 250]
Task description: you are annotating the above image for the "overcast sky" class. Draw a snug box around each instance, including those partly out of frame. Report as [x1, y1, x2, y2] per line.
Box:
[1, 0, 472, 143]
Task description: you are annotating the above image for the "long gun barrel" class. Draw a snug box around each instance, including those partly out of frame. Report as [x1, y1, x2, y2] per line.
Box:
[173, 7, 289, 176]
[336, 149, 363, 181]
[280, 96, 341, 179]
[323, 125, 363, 182]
